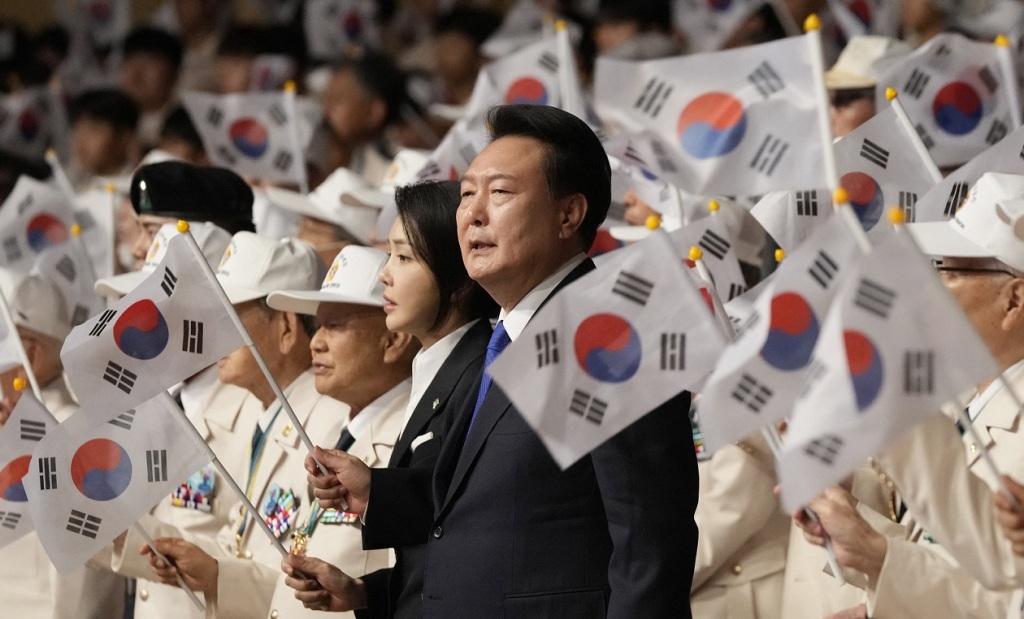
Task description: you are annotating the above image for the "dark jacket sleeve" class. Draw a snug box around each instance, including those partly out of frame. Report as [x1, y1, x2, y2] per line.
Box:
[362, 467, 436, 549]
[354, 568, 392, 619]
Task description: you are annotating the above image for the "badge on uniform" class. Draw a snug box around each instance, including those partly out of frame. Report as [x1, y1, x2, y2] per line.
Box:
[320, 508, 359, 525]
[170, 464, 216, 512]
[262, 484, 299, 538]
[690, 408, 710, 462]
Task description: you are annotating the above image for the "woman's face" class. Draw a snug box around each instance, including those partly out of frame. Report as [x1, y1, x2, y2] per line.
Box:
[379, 217, 442, 342]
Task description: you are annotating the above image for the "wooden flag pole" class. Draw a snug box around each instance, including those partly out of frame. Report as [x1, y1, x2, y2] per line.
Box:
[132, 522, 205, 611]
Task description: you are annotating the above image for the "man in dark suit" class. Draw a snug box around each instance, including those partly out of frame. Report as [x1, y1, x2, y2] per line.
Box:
[419, 104, 698, 617]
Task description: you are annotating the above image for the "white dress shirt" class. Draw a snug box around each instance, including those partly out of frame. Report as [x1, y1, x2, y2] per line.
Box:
[499, 254, 586, 343]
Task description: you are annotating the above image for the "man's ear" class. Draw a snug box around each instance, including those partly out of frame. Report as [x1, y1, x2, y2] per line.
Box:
[1003, 278, 1024, 331]
[558, 193, 588, 242]
[381, 330, 418, 366]
[278, 311, 301, 355]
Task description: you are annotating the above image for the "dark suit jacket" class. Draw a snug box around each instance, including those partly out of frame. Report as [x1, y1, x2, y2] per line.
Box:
[357, 320, 491, 619]
[421, 259, 699, 618]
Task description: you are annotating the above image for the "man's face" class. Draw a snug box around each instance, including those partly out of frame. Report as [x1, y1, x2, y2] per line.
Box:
[72, 118, 127, 175]
[217, 300, 277, 395]
[132, 214, 177, 269]
[322, 69, 381, 143]
[119, 53, 177, 112]
[309, 303, 388, 402]
[457, 135, 566, 308]
[829, 89, 876, 138]
[938, 256, 1016, 353]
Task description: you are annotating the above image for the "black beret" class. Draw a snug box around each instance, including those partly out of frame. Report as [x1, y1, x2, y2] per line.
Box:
[130, 162, 255, 234]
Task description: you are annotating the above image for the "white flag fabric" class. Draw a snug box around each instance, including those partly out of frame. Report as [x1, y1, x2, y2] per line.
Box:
[594, 33, 831, 196]
[778, 230, 999, 511]
[32, 235, 103, 329]
[489, 231, 727, 468]
[26, 395, 211, 572]
[0, 176, 76, 277]
[0, 393, 57, 551]
[669, 214, 748, 304]
[0, 87, 64, 160]
[415, 121, 489, 182]
[672, 0, 768, 53]
[182, 91, 319, 186]
[464, 36, 563, 124]
[72, 186, 118, 281]
[698, 215, 863, 453]
[303, 0, 381, 60]
[913, 124, 1024, 222]
[874, 33, 1021, 168]
[750, 188, 830, 252]
[61, 233, 244, 412]
[51, 0, 131, 49]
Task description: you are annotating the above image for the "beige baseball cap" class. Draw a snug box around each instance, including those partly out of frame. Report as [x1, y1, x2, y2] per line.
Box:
[907, 172, 1024, 272]
[12, 274, 72, 342]
[265, 168, 382, 245]
[825, 35, 911, 90]
[216, 232, 325, 305]
[94, 222, 232, 298]
[266, 245, 387, 315]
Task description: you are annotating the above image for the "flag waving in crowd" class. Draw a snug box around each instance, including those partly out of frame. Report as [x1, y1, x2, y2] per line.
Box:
[489, 230, 726, 468]
[0, 391, 57, 551]
[0, 176, 75, 279]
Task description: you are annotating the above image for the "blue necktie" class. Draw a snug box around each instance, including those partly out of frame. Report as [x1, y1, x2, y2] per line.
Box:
[465, 321, 511, 439]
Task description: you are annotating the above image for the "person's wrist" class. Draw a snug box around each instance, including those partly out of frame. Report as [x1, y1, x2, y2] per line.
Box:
[348, 577, 369, 610]
[855, 530, 887, 586]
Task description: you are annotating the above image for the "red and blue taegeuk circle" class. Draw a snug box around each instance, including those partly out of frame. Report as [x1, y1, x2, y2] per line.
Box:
[574, 313, 642, 383]
[678, 92, 747, 160]
[18, 108, 40, 142]
[71, 438, 132, 501]
[505, 77, 549, 105]
[932, 81, 983, 136]
[228, 118, 269, 158]
[759, 292, 820, 371]
[113, 299, 169, 360]
[26, 213, 68, 253]
[840, 171, 885, 230]
[844, 330, 884, 412]
[0, 455, 31, 502]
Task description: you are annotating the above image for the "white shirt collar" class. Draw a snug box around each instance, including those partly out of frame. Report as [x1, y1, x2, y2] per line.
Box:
[404, 320, 480, 428]
[969, 358, 1024, 420]
[499, 254, 586, 342]
[346, 378, 412, 440]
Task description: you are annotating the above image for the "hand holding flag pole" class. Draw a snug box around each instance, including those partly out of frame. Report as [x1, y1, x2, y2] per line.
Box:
[132, 522, 205, 611]
[0, 284, 43, 400]
[175, 221, 329, 477]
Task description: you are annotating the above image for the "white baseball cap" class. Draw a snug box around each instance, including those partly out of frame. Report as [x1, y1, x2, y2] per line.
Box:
[94, 222, 232, 298]
[11, 274, 72, 342]
[216, 232, 325, 305]
[907, 172, 1024, 272]
[267, 245, 388, 315]
[265, 168, 382, 245]
[342, 149, 432, 210]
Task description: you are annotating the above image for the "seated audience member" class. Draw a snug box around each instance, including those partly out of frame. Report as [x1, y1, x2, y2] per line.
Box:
[119, 26, 184, 149]
[68, 88, 140, 191]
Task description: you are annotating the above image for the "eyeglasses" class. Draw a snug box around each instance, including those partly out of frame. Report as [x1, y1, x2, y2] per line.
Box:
[933, 265, 1020, 278]
[829, 88, 874, 108]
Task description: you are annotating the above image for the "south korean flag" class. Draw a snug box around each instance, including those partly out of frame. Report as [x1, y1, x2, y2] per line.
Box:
[26, 395, 210, 573]
[489, 230, 727, 468]
[60, 234, 244, 414]
[0, 393, 57, 551]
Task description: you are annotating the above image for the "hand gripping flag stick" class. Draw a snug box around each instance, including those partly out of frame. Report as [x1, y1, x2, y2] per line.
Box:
[132, 522, 205, 611]
[175, 221, 329, 477]
[0, 284, 43, 400]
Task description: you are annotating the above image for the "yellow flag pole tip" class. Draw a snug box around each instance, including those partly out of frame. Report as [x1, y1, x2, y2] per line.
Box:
[775, 249, 786, 262]
[12, 378, 25, 392]
[708, 199, 720, 212]
[885, 87, 898, 101]
[644, 214, 661, 230]
[45, 148, 57, 159]
[70, 223, 82, 236]
[888, 207, 906, 225]
[177, 220, 190, 233]
[555, 19, 567, 30]
[284, 80, 297, 92]
[833, 187, 849, 204]
[105, 183, 116, 193]
[803, 14, 821, 32]
[996, 35, 1011, 47]
[689, 246, 704, 261]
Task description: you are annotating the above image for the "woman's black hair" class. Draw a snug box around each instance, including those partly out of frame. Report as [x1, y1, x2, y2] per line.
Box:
[394, 180, 498, 330]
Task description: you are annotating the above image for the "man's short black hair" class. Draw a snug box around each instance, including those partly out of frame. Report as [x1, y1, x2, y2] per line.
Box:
[486, 105, 610, 251]
[433, 8, 503, 47]
[159, 105, 203, 151]
[69, 88, 140, 132]
[122, 27, 184, 72]
[332, 53, 410, 126]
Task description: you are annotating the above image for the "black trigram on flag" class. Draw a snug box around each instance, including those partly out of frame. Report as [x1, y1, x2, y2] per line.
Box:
[147, 449, 168, 482]
[416, 161, 442, 180]
[71, 304, 90, 328]
[915, 123, 935, 150]
[943, 182, 969, 218]
[808, 251, 838, 288]
[90, 309, 116, 336]
[16, 193, 33, 215]
[1019, 142, 1024, 161]
[904, 68, 930, 99]
[2, 236, 22, 262]
[108, 409, 136, 431]
[750, 134, 788, 176]
[726, 283, 746, 301]
[612, 270, 654, 306]
[103, 361, 137, 395]
[206, 106, 224, 127]
[0, 511, 20, 530]
[796, 190, 818, 216]
[800, 359, 828, 398]
[650, 140, 679, 173]
[633, 78, 673, 119]
[978, 65, 999, 94]
[216, 145, 238, 165]
[538, 51, 559, 73]
[569, 389, 607, 425]
[39, 456, 57, 490]
[698, 229, 730, 260]
[854, 278, 897, 318]
[731, 373, 772, 413]
[904, 350, 935, 395]
[268, 103, 287, 126]
[748, 62, 785, 98]
[182, 320, 204, 354]
[623, 144, 648, 168]
[273, 150, 294, 171]
[860, 138, 889, 169]
[804, 434, 843, 465]
[986, 119, 1008, 145]
[899, 191, 918, 222]
[738, 309, 760, 336]
[66, 509, 101, 539]
[161, 266, 177, 296]
[20, 419, 45, 441]
[536, 330, 559, 368]
[55, 255, 76, 282]
[660, 333, 685, 370]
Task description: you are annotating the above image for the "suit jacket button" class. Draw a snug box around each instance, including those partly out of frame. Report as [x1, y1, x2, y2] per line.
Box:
[432, 526, 443, 539]
[139, 589, 149, 602]
[731, 564, 742, 575]
[270, 611, 279, 618]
